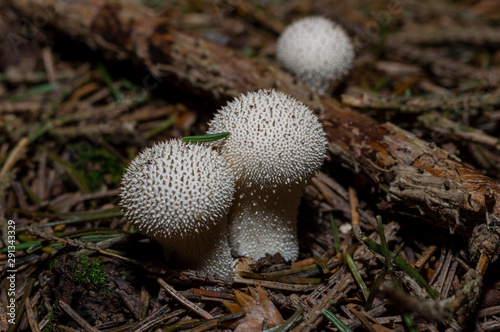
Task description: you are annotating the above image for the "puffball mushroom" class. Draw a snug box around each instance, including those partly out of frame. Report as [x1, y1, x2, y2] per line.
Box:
[119, 139, 235, 277]
[207, 89, 327, 261]
[277, 16, 354, 94]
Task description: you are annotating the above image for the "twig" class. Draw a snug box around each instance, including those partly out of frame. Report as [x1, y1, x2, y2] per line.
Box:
[25, 297, 42, 332]
[233, 275, 317, 292]
[59, 300, 100, 332]
[132, 308, 185, 332]
[418, 111, 500, 150]
[348, 307, 375, 332]
[0, 137, 28, 181]
[239, 272, 321, 285]
[157, 278, 214, 319]
[342, 92, 500, 113]
[348, 186, 360, 227]
[293, 271, 354, 332]
[391, 25, 500, 47]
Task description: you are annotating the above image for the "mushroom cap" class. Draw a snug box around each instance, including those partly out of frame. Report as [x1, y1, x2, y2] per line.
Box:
[119, 139, 235, 239]
[277, 16, 354, 92]
[207, 89, 327, 188]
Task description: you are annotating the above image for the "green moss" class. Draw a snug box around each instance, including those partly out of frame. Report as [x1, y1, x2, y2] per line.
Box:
[75, 255, 106, 287]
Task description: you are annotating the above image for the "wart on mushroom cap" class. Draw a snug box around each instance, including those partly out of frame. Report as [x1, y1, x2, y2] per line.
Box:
[119, 139, 235, 277]
[207, 89, 327, 261]
[277, 16, 354, 94]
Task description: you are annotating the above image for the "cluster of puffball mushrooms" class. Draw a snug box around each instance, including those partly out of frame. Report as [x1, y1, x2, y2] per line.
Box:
[119, 17, 354, 278]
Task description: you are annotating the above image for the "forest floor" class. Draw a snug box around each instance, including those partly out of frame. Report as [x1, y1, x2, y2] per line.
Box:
[1, 0, 500, 331]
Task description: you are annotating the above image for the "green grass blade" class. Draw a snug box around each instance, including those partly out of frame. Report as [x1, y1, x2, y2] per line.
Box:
[361, 236, 439, 299]
[365, 265, 387, 310]
[345, 252, 370, 302]
[46, 150, 91, 193]
[321, 309, 353, 332]
[270, 307, 304, 332]
[329, 214, 341, 254]
[377, 216, 393, 273]
[96, 62, 123, 101]
[182, 132, 230, 143]
[10, 83, 59, 102]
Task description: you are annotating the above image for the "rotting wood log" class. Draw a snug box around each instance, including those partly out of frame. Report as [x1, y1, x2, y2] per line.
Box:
[11, 0, 500, 268]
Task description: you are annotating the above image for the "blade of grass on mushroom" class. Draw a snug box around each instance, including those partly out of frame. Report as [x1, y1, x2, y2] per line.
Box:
[182, 132, 230, 143]
[358, 232, 439, 299]
[345, 251, 370, 302]
[264, 307, 304, 332]
[321, 309, 353, 332]
[329, 214, 341, 254]
[239, 271, 321, 285]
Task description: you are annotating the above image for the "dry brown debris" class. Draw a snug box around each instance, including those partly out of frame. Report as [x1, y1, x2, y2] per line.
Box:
[1, 0, 500, 331]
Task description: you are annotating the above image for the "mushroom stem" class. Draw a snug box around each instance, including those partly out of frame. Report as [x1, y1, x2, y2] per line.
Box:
[161, 218, 234, 277]
[229, 184, 304, 261]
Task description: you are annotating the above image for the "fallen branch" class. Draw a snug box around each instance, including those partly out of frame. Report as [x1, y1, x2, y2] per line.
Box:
[11, 0, 500, 268]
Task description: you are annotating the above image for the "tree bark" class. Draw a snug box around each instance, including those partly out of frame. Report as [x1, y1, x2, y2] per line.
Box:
[11, 0, 500, 262]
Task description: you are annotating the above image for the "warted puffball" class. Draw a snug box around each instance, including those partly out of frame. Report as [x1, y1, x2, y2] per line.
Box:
[277, 16, 354, 94]
[207, 89, 327, 261]
[119, 139, 235, 277]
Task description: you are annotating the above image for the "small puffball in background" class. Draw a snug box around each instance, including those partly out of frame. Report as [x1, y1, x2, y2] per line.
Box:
[119, 139, 235, 277]
[277, 16, 354, 94]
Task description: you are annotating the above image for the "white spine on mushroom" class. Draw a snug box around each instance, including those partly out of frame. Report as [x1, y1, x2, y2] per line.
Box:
[277, 16, 354, 94]
[119, 139, 235, 277]
[207, 90, 327, 261]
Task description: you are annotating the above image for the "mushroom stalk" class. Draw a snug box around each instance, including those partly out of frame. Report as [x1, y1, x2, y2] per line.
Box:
[160, 218, 234, 276]
[229, 183, 304, 261]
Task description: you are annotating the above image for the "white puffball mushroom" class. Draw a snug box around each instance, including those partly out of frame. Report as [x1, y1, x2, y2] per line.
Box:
[119, 139, 235, 277]
[277, 16, 354, 94]
[207, 89, 327, 261]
